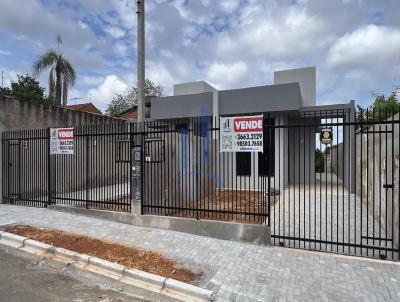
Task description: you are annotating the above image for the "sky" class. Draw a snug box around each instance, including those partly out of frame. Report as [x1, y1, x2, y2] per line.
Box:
[0, 0, 399, 113]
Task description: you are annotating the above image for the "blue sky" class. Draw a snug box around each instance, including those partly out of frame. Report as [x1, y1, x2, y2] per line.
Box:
[0, 0, 399, 112]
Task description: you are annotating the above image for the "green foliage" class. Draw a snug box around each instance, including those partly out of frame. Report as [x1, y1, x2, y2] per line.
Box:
[33, 35, 76, 106]
[315, 148, 325, 173]
[355, 90, 399, 133]
[105, 79, 165, 117]
[0, 74, 52, 105]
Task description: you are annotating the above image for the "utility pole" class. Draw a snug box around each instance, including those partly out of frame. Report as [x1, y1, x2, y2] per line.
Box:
[1, 70, 3, 88]
[136, 0, 145, 122]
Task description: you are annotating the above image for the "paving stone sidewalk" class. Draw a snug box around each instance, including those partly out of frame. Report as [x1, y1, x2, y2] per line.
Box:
[1, 204, 400, 302]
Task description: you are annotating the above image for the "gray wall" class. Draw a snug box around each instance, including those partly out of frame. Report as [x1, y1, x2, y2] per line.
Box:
[287, 117, 316, 184]
[151, 83, 302, 119]
[151, 92, 213, 119]
[355, 116, 400, 250]
[0, 96, 120, 203]
[219, 83, 301, 115]
[274, 67, 316, 107]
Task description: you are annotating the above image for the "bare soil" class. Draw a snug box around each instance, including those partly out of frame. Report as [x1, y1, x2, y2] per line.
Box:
[167, 190, 278, 225]
[5, 225, 196, 283]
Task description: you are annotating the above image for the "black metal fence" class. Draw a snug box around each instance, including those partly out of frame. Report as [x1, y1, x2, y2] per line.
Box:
[267, 107, 400, 260]
[141, 117, 271, 224]
[2, 107, 400, 260]
[2, 124, 131, 212]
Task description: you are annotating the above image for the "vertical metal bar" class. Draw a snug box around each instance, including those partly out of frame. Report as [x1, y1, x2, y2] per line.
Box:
[268, 114, 271, 227]
[366, 109, 370, 255]
[360, 113, 364, 256]
[391, 109, 395, 259]
[47, 128, 51, 207]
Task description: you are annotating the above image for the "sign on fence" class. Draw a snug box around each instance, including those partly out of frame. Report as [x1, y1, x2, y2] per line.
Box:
[320, 127, 332, 145]
[50, 128, 74, 155]
[220, 115, 263, 152]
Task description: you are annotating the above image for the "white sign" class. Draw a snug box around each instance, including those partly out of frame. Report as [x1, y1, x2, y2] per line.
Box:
[220, 115, 263, 152]
[50, 128, 74, 155]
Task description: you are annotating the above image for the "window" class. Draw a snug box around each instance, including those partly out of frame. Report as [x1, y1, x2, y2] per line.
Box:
[236, 152, 251, 176]
[258, 118, 275, 176]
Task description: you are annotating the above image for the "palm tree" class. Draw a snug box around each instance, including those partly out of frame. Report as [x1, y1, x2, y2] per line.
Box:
[33, 35, 76, 106]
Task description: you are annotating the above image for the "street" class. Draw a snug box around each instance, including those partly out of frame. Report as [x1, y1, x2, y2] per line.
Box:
[0, 244, 142, 302]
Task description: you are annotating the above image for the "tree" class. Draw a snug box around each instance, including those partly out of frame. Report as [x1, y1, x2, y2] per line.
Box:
[33, 35, 76, 106]
[105, 79, 165, 117]
[0, 74, 50, 104]
[355, 90, 399, 133]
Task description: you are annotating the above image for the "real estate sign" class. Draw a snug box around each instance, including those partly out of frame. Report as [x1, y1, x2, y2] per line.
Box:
[220, 115, 263, 152]
[50, 128, 74, 155]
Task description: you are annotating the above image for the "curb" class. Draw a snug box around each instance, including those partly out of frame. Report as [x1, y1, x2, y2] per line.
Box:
[0, 231, 214, 302]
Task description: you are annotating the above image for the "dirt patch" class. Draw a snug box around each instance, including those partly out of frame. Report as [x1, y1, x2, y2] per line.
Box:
[165, 190, 278, 225]
[5, 225, 196, 283]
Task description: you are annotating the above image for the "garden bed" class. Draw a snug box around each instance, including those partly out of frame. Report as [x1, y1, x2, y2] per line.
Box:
[5, 225, 197, 283]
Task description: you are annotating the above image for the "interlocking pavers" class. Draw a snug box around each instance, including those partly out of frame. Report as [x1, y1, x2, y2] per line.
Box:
[1, 204, 400, 301]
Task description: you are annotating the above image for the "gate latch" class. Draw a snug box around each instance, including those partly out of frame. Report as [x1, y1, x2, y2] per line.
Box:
[383, 184, 394, 189]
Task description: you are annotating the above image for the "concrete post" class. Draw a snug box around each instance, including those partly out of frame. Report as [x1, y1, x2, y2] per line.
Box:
[137, 0, 145, 122]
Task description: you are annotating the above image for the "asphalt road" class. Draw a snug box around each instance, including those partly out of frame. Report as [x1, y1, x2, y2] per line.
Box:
[0, 244, 143, 302]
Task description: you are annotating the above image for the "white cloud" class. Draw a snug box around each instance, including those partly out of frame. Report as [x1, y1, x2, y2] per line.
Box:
[327, 25, 400, 69]
[206, 61, 248, 89]
[219, 0, 240, 13]
[0, 67, 18, 87]
[81, 75, 105, 86]
[146, 61, 175, 94]
[0, 50, 11, 56]
[215, 6, 328, 62]
[104, 26, 126, 39]
[87, 75, 128, 108]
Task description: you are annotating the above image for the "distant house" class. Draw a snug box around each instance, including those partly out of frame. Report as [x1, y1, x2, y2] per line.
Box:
[64, 102, 102, 115]
[117, 106, 138, 120]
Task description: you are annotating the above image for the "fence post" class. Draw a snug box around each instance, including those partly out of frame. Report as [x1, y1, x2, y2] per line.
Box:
[85, 131, 90, 209]
[47, 128, 51, 207]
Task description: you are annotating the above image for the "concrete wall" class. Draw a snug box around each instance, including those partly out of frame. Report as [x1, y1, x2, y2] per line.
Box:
[274, 67, 316, 107]
[0, 96, 121, 203]
[142, 120, 217, 215]
[330, 143, 344, 181]
[286, 117, 316, 184]
[151, 83, 302, 119]
[151, 92, 213, 119]
[218, 83, 302, 115]
[356, 116, 400, 250]
[173, 81, 215, 96]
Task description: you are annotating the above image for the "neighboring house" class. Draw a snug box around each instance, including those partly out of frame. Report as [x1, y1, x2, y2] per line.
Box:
[64, 102, 102, 115]
[116, 103, 151, 121]
[149, 67, 356, 192]
[117, 106, 138, 121]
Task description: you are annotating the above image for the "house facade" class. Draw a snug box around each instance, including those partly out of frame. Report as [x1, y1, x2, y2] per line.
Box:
[148, 67, 356, 193]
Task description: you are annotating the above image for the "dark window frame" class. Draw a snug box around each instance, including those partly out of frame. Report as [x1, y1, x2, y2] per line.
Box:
[236, 152, 251, 176]
[258, 118, 275, 177]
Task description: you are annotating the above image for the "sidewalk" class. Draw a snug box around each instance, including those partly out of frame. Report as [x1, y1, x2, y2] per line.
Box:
[1, 204, 400, 302]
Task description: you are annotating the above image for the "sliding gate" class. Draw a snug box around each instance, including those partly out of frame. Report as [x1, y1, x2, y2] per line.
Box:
[269, 108, 400, 260]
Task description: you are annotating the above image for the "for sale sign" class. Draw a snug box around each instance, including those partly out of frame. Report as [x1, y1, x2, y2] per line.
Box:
[50, 128, 74, 155]
[220, 115, 263, 152]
